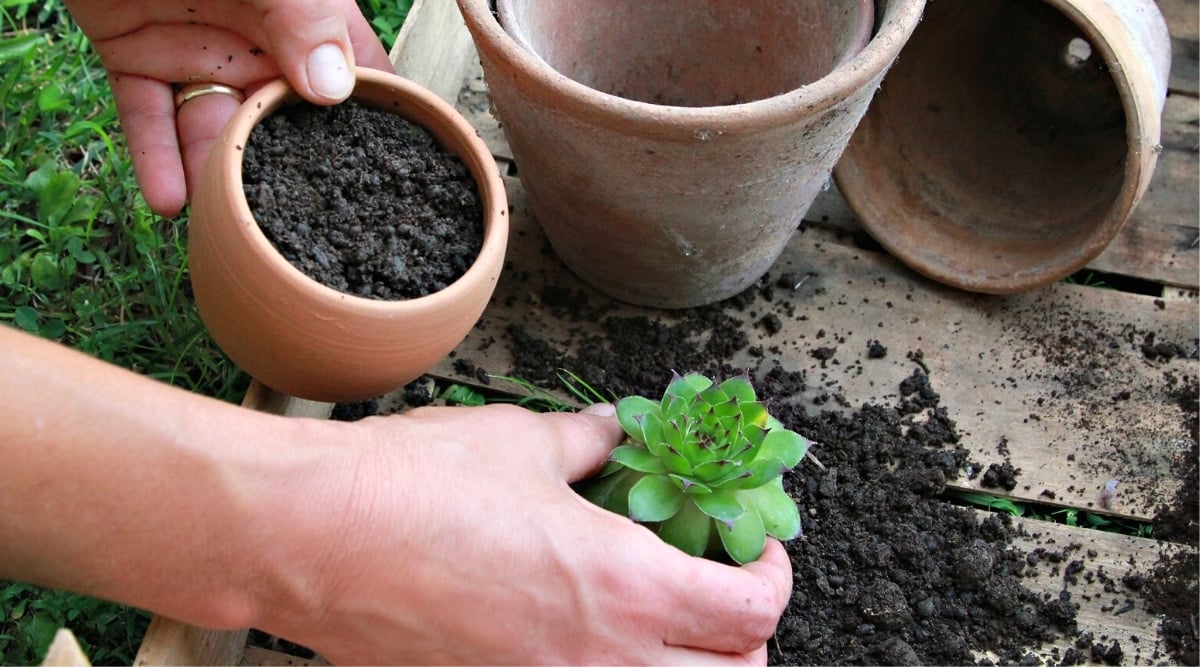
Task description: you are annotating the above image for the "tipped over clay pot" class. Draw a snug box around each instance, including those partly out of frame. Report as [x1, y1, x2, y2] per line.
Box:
[834, 0, 1171, 293]
[188, 67, 508, 403]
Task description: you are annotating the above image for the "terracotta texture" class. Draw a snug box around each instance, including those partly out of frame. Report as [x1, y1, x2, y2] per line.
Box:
[459, 0, 920, 308]
[188, 68, 508, 402]
[835, 0, 1172, 293]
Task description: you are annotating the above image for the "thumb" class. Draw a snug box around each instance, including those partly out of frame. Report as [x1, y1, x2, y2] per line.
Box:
[251, 0, 356, 103]
[542, 403, 626, 482]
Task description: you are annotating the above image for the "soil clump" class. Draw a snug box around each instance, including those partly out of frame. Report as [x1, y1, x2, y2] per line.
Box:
[241, 99, 482, 300]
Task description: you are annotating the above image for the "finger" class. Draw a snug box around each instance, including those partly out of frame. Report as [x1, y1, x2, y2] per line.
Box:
[175, 92, 246, 204]
[343, 0, 395, 73]
[251, 0, 359, 102]
[541, 403, 626, 481]
[90, 25, 281, 89]
[662, 539, 793, 655]
[108, 73, 186, 217]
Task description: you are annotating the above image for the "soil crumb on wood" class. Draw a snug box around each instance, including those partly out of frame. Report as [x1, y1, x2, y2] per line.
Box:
[332, 272, 1198, 665]
[494, 281, 1083, 664]
[1134, 408, 1199, 666]
[242, 98, 483, 300]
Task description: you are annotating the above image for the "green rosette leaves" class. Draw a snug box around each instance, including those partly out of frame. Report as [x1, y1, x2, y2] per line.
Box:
[578, 372, 811, 564]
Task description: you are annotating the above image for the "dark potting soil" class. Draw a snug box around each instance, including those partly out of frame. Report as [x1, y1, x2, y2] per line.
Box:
[332, 270, 1198, 665]
[241, 98, 483, 300]
[494, 291, 1078, 665]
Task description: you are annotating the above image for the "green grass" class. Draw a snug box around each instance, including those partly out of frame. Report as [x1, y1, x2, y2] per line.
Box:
[947, 489, 1154, 538]
[440, 370, 614, 412]
[357, 0, 413, 53]
[0, 0, 409, 662]
[0, 0, 246, 398]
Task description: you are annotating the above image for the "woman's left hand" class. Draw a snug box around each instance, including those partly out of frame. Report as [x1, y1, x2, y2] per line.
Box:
[64, 0, 394, 217]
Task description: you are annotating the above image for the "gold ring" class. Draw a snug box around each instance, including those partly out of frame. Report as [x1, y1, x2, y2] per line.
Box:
[174, 82, 246, 109]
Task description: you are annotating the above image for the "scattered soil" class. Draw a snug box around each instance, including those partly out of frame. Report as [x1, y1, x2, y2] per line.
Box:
[327, 265, 1200, 664]
[1132, 427, 1199, 666]
[241, 98, 483, 300]
[489, 285, 1083, 664]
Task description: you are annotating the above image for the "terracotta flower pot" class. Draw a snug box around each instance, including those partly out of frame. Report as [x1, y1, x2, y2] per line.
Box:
[188, 67, 508, 403]
[834, 0, 1172, 293]
[458, 0, 918, 308]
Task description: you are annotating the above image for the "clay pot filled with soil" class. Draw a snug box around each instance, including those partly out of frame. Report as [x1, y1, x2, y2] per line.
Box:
[188, 68, 508, 403]
[458, 0, 920, 309]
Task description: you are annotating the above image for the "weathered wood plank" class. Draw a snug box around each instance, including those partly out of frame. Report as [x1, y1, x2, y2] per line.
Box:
[1005, 517, 1194, 664]
[386, 0, 476, 104]
[456, 57, 511, 161]
[1160, 0, 1199, 46]
[429, 175, 1198, 523]
[41, 629, 91, 667]
[456, 65, 510, 166]
[134, 619, 248, 667]
[241, 645, 329, 666]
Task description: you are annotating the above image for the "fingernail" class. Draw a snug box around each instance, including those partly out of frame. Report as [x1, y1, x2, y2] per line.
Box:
[581, 402, 616, 417]
[307, 43, 353, 100]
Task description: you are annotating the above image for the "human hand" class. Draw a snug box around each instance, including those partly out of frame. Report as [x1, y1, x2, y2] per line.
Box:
[253, 403, 793, 665]
[63, 0, 394, 217]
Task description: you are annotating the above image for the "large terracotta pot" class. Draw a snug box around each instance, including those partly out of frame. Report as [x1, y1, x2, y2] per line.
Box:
[188, 68, 508, 403]
[458, 0, 921, 308]
[834, 0, 1172, 293]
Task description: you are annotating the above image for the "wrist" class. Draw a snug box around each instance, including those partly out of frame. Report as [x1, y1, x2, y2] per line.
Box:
[231, 416, 386, 638]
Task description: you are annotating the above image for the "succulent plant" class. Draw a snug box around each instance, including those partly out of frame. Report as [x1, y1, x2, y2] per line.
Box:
[579, 372, 809, 564]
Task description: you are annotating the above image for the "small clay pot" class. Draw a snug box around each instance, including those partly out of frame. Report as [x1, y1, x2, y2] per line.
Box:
[834, 0, 1171, 293]
[188, 67, 508, 403]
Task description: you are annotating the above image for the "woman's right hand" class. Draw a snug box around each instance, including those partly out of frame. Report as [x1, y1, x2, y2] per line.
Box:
[254, 402, 793, 665]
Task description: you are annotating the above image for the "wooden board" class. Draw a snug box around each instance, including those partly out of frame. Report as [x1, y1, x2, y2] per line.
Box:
[386, 0, 477, 105]
[1004, 518, 1192, 664]
[429, 175, 1198, 523]
[123, 0, 1197, 664]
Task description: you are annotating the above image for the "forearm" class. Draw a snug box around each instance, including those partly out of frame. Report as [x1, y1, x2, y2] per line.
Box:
[0, 324, 340, 630]
[0, 326, 793, 664]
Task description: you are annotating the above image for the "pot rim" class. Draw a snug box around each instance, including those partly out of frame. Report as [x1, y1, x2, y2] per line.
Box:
[211, 66, 507, 315]
[457, 0, 926, 135]
[1049, 0, 1167, 209]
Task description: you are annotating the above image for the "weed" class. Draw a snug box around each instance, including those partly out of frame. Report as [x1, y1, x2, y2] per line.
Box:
[0, 582, 149, 665]
[947, 489, 1154, 538]
[439, 369, 613, 413]
[355, 0, 414, 51]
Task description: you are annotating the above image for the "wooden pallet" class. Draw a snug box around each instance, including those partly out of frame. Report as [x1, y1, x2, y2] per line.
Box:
[132, 0, 1199, 663]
